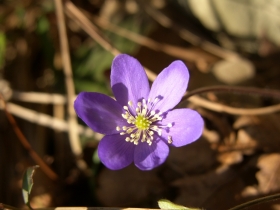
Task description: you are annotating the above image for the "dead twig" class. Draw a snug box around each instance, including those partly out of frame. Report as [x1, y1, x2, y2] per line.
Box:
[183, 85, 280, 100]
[188, 95, 280, 115]
[183, 85, 280, 115]
[228, 193, 280, 210]
[0, 94, 58, 181]
[12, 91, 66, 104]
[64, 2, 280, 116]
[54, 0, 88, 172]
[64, 1, 157, 81]
[0, 101, 97, 137]
[0, 203, 21, 210]
[138, 1, 240, 61]
[64, 1, 120, 57]
[0, 204, 160, 210]
[92, 16, 216, 63]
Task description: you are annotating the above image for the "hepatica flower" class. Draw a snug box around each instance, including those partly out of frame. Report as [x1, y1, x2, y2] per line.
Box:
[74, 54, 203, 170]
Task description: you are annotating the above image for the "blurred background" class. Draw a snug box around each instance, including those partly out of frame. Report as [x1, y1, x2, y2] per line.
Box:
[1, 0, 280, 209]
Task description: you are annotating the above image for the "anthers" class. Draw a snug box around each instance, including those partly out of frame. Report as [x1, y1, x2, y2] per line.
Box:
[116, 98, 173, 146]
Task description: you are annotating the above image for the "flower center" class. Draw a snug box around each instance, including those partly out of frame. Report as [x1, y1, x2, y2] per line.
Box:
[135, 115, 150, 130]
[116, 98, 172, 146]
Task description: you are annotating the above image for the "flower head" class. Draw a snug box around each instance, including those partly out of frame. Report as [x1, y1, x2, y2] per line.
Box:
[74, 54, 204, 170]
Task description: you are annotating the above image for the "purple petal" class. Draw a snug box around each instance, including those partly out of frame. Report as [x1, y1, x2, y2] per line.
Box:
[74, 92, 127, 135]
[98, 134, 135, 170]
[111, 54, 150, 112]
[134, 139, 169, 170]
[160, 109, 204, 147]
[148, 61, 189, 113]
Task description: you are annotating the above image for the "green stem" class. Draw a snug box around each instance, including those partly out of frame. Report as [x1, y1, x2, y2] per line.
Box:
[228, 193, 280, 210]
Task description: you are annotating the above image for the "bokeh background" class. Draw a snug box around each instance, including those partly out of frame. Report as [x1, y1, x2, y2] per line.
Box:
[1, 0, 280, 209]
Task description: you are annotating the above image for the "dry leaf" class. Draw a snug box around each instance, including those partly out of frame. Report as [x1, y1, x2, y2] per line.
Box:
[235, 114, 280, 152]
[256, 153, 280, 194]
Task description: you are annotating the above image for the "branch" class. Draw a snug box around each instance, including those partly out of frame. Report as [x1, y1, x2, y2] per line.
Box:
[62, 1, 280, 117]
[92, 16, 215, 63]
[54, 0, 82, 159]
[228, 193, 280, 210]
[183, 85, 280, 100]
[0, 95, 58, 181]
[0, 101, 98, 137]
[138, 1, 240, 61]
[64, 1, 157, 81]
[12, 91, 66, 104]
[188, 95, 280, 115]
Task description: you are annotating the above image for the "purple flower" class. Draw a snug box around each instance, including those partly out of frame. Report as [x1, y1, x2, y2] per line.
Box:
[74, 54, 204, 170]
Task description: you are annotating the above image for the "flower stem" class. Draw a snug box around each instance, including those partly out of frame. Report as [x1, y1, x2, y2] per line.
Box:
[228, 193, 280, 210]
